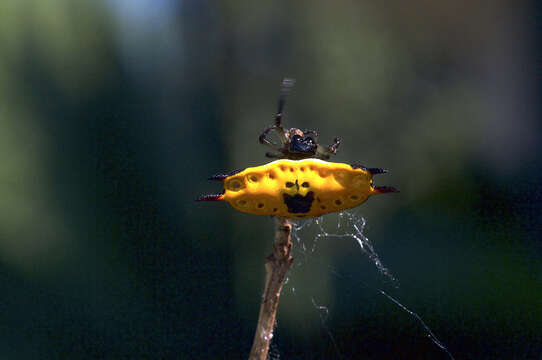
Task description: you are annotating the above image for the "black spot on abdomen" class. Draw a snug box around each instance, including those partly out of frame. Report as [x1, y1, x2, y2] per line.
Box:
[283, 191, 315, 214]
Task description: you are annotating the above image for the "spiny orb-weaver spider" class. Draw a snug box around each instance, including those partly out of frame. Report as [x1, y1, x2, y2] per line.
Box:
[197, 79, 398, 218]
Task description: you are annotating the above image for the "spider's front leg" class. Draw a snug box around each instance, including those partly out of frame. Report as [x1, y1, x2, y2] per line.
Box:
[315, 137, 341, 160]
[329, 137, 341, 154]
[258, 78, 296, 155]
[259, 125, 286, 153]
[274, 78, 295, 143]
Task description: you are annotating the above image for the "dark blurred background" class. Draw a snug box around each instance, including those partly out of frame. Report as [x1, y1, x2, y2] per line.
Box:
[0, 1, 540, 359]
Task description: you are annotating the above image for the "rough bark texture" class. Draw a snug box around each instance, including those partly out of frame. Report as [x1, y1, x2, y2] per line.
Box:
[248, 217, 293, 360]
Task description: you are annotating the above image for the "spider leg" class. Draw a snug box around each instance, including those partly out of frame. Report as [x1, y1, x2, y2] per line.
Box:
[196, 193, 224, 201]
[373, 186, 399, 194]
[315, 137, 341, 159]
[259, 125, 284, 152]
[259, 78, 296, 153]
[258, 78, 305, 159]
[274, 78, 295, 143]
[329, 137, 341, 154]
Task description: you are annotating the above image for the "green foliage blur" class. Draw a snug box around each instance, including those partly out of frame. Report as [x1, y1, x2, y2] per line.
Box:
[0, 1, 540, 359]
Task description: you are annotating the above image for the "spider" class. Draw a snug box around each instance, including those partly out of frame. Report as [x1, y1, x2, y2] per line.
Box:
[259, 78, 341, 160]
[196, 79, 398, 218]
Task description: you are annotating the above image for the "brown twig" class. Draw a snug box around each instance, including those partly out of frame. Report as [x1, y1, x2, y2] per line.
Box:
[248, 217, 293, 360]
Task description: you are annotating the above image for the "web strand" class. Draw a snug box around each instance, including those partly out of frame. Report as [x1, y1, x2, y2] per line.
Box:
[288, 211, 455, 360]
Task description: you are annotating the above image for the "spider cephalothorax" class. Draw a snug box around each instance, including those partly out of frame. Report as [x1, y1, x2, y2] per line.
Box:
[258, 79, 340, 160]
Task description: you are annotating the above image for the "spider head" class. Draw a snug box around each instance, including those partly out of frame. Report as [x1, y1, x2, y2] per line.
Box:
[289, 132, 317, 156]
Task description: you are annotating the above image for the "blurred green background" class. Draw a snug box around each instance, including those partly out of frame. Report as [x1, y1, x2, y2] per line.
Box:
[0, 1, 540, 359]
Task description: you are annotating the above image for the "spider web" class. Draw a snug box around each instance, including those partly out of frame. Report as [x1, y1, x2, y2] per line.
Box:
[272, 210, 455, 360]
[291, 210, 396, 282]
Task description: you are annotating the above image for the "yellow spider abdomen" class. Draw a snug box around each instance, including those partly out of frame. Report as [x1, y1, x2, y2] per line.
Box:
[200, 159, 398, 218]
